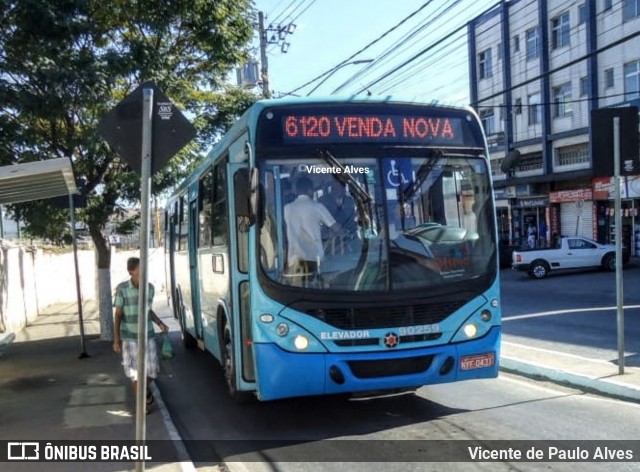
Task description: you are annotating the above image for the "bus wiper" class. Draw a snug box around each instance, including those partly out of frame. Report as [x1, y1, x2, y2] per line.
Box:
[399, 150, 444, 203]
[316, 149, 371, 205]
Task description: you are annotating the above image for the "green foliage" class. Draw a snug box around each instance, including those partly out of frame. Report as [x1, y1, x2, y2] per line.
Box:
[0, 0, 259, 246]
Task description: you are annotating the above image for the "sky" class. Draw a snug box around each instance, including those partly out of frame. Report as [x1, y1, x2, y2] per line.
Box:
[253, 0, 498, 104]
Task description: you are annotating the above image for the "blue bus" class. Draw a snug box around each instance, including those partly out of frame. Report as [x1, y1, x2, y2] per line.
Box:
[165, 98, 501, 402]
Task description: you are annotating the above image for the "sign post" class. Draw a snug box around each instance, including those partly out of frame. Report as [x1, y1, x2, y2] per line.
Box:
[135, 87, 154, 467]
[613, 117, 625, 375]
[98, 82, 196, 472]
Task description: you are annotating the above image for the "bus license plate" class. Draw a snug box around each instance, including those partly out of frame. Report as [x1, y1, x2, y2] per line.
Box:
[460, 353, 495, 371]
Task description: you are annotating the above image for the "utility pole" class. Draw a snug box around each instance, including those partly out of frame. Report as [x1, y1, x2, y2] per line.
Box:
[258, 11, 270, 98]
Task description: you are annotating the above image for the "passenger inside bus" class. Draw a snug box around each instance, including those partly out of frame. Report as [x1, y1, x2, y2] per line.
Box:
[321, 181, 359, 255]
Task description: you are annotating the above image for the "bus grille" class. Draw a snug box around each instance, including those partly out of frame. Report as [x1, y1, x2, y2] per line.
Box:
[307, 301, 465, 330]
[347, 355, 433, 378]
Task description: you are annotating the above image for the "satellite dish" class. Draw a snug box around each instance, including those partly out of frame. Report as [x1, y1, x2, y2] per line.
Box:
[501, 150, 521, 174]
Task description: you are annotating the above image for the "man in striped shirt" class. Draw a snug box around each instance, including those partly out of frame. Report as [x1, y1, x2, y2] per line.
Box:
[113, 257, 168, 413]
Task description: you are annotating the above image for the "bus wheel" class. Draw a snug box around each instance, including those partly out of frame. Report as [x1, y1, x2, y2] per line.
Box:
[221, 318, 254, 404]
[176, 290, 196, 349]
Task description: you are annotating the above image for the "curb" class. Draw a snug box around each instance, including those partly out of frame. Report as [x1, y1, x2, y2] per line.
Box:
[501, 357, 640, 403]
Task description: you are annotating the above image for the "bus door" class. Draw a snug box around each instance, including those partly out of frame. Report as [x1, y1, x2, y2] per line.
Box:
[227, 162, 255, 389]
[188, 197, 204, 340]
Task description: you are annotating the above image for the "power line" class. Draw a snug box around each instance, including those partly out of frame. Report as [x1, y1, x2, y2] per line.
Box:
[284, 0, 435, 96]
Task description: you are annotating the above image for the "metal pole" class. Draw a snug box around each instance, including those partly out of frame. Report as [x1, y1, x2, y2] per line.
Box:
[613, 116, 625, 375]
[135, 87, 154, 472]
[69, 193, 88, 359]
[259, 11, 270, 98]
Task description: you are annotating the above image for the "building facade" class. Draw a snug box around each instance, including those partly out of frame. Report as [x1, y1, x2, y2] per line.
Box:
[468, 0, 640, 253]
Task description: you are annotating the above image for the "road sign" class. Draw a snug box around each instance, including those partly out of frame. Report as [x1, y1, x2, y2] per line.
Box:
[591, 107, 639, 178]
[97, 81, 196, 175]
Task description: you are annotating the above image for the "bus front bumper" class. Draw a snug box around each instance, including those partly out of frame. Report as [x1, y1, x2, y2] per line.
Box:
[252, 327, 500, 401]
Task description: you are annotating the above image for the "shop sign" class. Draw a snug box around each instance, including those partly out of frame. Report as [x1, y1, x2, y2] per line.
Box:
[549, 188, 593, 203]
[592, 177, 629, 200]
[493, 188, 508, 200]
[516, 197, 549, 208]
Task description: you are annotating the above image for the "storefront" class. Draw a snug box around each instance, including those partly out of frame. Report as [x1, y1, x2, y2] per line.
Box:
[549, 188, 595, 240]
[593, 176, 638, 256]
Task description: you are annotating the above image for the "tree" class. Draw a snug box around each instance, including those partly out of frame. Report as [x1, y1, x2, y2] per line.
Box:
[0, 0, 259, 339]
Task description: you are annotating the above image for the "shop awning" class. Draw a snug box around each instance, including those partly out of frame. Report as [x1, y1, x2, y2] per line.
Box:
[0, 158, 77, 204]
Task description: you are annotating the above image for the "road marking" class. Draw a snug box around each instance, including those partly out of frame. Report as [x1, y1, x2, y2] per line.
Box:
[501, 341, 615, 365]
[503, 304, 640, 321]
[151, 383, 197, 472]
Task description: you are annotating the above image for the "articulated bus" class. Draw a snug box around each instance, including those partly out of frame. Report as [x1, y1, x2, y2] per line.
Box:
[164, 97, 501, 402]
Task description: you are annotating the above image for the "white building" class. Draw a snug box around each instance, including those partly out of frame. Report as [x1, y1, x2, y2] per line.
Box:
[468, 0, 640, 252]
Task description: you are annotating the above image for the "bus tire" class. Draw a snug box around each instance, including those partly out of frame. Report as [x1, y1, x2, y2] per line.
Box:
[176, 289, 197, 350]
[221, 317, 254, 404]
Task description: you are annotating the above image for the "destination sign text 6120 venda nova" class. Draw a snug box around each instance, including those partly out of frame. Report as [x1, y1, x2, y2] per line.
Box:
[282, 114, 464, 145]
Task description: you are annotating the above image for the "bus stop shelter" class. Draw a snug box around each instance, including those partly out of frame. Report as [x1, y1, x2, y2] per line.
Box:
[0, 158, 88, 357]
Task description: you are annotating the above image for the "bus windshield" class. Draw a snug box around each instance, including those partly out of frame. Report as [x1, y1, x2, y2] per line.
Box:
[258, 150, 495, 292]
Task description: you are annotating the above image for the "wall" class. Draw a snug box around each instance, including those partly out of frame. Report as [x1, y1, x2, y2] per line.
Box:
[0, 244, 166, 334]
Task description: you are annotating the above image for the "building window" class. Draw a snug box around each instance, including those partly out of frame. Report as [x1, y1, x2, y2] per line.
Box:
[605, 68, 614, 88]
[580, 76, 589, 96]
[480, 108, 495, 135]
[625, 60, 640, 100]
[579, 4, 587, 24]
[552, 83, 573, 117]
[513, 35, 520, 52]
[551, 12, 570, 49]
[528, 92, 541, 125]
[497, 42, 502, 61]
[604, 0, 613, 11]
[526, 27, 539, 60]
[479, 49, 492, 79]
[623, 0, 640, 20]
[557, 144, 589, 166]
[514, 98, 522, 114]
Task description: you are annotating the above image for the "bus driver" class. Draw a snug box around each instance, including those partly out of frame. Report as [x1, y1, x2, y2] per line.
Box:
[284, 176, 341, 276]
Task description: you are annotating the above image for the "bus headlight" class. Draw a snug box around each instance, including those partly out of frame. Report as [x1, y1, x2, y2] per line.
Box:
[294, 335, 309, 350]
[463, 323, 478, 338]
[276, 323, 289, 337]
[480, 309, 492, 322]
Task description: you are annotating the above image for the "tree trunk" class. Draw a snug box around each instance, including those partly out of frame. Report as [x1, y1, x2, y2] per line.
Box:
[89, 224, 113, 341]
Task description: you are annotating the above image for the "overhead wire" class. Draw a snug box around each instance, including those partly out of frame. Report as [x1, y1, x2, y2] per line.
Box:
[330, 0, 460, 95]
[284, 0, 436, 96]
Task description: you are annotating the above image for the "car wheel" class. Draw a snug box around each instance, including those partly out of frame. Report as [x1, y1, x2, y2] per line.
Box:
[603, 253, 615, 271]
[529, 260, 549, 279]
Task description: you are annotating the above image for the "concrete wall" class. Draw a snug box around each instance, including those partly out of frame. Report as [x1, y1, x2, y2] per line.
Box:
[0, 244, 167, 334]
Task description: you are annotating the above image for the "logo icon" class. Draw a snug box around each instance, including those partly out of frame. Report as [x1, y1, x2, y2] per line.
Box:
[383, 332, 399, 348]
[8, 442, 39, 460]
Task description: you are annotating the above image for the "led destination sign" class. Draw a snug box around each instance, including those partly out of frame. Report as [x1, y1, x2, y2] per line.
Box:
[282, 113, 465, 146]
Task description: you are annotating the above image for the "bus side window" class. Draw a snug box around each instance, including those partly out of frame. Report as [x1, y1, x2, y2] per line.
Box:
[199, 169, 214, 248]
[212, 161, 228, 246]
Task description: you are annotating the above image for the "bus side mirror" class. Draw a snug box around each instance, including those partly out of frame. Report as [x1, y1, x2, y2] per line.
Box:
[234, 168, 258, 224]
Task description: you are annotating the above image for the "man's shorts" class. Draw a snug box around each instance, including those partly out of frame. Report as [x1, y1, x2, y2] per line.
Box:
[121, 339, 160, 381]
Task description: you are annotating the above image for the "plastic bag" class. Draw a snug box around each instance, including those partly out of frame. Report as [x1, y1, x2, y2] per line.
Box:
[161, 335, 174, 359]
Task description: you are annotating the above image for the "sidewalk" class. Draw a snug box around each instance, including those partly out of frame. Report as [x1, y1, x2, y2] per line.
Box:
[501, 339, 640, 403]
[1, 299, 639, 471]
[0, 299, 198, 472]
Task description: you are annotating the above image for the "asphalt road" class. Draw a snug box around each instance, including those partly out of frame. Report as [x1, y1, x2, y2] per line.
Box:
[501, 264, 640, 365]
[156, 266, 640, 471]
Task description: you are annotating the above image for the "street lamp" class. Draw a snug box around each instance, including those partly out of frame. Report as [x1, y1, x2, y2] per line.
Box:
[306, 59, 373, 96]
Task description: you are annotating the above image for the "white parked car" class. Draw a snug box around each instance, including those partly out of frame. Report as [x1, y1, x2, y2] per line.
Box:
[512, 236, 628, 279]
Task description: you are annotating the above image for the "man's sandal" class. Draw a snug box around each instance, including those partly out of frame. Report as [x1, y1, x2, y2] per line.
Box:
[146, 392, 155, 414]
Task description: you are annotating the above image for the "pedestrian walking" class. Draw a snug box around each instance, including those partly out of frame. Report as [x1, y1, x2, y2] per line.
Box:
[113, 257, 168, 414]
